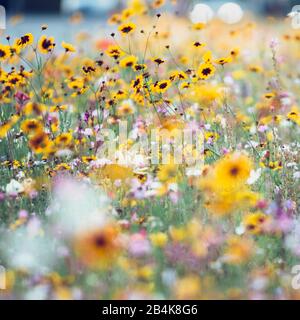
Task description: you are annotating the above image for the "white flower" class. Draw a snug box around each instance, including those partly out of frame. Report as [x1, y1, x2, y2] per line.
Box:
[247, 168, 262, 185]
[293, 172, 300, 179]
[50, 177, 109, 236]
[5, 179, 24, 195]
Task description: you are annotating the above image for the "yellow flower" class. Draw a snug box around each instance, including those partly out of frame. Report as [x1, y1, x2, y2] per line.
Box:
[214, 152, 253, 190]
[14, 33, 34, 49]
[214, 56, 232, 65]
[157, 163, 179, 183]
[21, 119, 43, 135]
[197, 62, 215, 80]
[193, 22, 206, 30]
[54, 163, 71, 171]
[118, 22, 136, 35]
[117, 101, 135, 116]
[38, 35, 55, 54]
[106, 45, 124, 60]
[119, 55, 138, 68]
[67, 77, 84, 90]
[223, 236, 254, 265]
[153, 80, 171, 94]
[0, 44, 10, 61]
[62, 41, 76, 53]
[82, 155, 96, 164]
[243, 212, 269, 235]
[287, 105, 300, 126]
[28, 132, 50, 154]
[192, 41, 206, 49]
[174, 275, 201, 299]
[150, 232, 168, 247]
[74, 224, 121, 269]
[23, 102, 46, 116]
[55, 132, 73, 148]
[99, 164, 134, 182]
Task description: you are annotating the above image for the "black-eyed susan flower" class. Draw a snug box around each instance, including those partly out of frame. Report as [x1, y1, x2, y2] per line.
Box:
[106, 45, 124, 60]
[118, 22, 136, 35]
[133, 63, 147, 71]
[197, 62, 215, 80]
[152, 57, 165, 66]
[54, 163, 71, 171]
[169, 70, 187, 81]
[55, 132, 73, 148]
[108, 13, 122, 25]
[214, 152, 253, 190]
[287, 106, 300, 126]
[21, 119, 43, 135]
[28, 132, 50, 154]
[0, 44, 10, 61]
[215, 56, 232, 65]
[38, 35, 55, 54]
[23, 102, 46, 116]
[50, 105, 68, 113]
[119, 55, 138, 68]
[14, 33, 34, 50]
[62, 41, 76, 53]
[230, 48, 240, 59]
[192, 41, 206, 49]
[82, 155, 96, 164]
[153, 79, 171, 94]
[74, 224, 121, 269]
[243, 212, 269, 235]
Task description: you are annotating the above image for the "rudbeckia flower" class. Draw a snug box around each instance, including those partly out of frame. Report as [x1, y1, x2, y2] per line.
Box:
[197, 62, 215, 80]
[118, 22, 136, 35]
[14, 33, 34, 50]
[0, 44, 10, 61]
[38, 35, 55, 54]
[62, 41, 76, 53]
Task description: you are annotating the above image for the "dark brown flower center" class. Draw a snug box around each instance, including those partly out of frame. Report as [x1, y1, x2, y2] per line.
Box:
[230, 166, 239, 176]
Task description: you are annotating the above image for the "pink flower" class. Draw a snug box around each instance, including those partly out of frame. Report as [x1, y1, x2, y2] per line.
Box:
[128, 233, 151, 257]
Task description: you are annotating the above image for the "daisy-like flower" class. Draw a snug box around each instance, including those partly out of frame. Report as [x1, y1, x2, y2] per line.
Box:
[14, 33, 34, 49]
[38, 35, 55, 54]
[21, 119, 43, 135]
[152, 57, 165, 66]
[106, 45, 124, 60]
[243, 212, 269, 235]
[214, 152, 253, 190]
[0, 44, 10, 61]
[192, 41, 206, 49]
[197, 62, 215, 80]
[74, 224, 122, 269]
[62, 41, 76, 53]
[119, 55, 138, 68]
[28, 132, 50, 154]
[118, 22, 136, 35]
[55, 132, 73, 148]
[214, 56, 232, 65]
[153, 79, 171, 94]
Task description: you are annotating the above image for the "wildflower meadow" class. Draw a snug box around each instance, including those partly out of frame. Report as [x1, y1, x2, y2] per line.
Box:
[0, 0, 299, 301]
